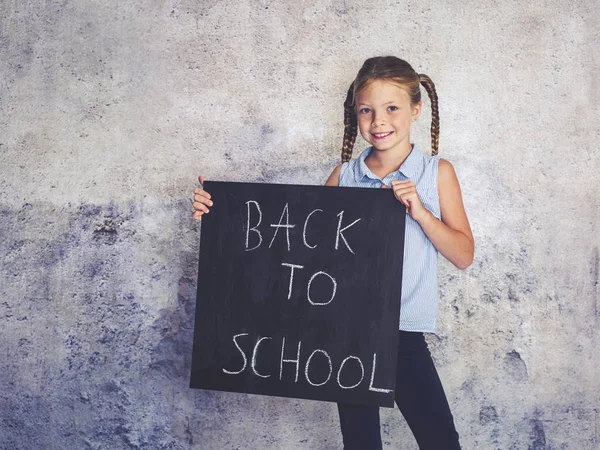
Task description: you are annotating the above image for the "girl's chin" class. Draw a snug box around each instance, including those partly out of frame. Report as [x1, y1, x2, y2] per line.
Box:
[371, 145, 390, 152]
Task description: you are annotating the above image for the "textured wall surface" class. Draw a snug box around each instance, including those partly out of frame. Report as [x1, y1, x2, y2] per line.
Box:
[1, 0, 599, 448]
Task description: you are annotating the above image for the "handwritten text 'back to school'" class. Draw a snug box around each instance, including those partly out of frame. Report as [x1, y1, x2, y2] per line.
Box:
[221, 201, 392, 394]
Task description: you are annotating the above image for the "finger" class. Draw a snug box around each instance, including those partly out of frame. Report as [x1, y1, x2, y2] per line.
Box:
[192, 210, 203, 221]
[193, 196, 213, 208]
[198, 175, 205, 186]
[394, 186, 414, 197]
[193, 187, 211, 198]
[194, 191, 213, 203]
[399, 196, 410, 208]
[392, 182, 416, 192]
[392, 187, 416, 198]
[393, 191, 412, 208]
[193, 201, 210, 214]
[390, 180, 413, 187]
[380, 184, 391, 189]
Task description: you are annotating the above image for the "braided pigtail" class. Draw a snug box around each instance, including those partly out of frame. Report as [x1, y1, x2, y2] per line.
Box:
[341, 82, 358, 163]
[419, 74, 440, 156]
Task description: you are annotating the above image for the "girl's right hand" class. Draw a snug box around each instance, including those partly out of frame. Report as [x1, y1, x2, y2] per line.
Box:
[192, 176, 213, 221]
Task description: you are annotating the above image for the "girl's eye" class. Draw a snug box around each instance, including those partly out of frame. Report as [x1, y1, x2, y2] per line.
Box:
[359, 108, 371, 114]
[388, 106, 398, 112]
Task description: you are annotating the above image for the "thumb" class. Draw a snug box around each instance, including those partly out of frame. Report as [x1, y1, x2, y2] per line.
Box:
[198, 175, 205, 185]
[380, 184, 391, 189]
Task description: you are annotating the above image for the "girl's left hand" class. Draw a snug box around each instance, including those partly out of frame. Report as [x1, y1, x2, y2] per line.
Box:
[383, 180, 430, 222]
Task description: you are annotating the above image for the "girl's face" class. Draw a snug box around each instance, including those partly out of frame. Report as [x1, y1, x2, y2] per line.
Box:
[355, 79, 422, 156]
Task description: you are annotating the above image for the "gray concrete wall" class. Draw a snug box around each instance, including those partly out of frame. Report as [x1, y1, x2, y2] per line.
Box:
[1, 0, 598, 448]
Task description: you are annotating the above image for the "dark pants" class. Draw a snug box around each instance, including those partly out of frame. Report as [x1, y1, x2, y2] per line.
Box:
[337, 331, 461, 450]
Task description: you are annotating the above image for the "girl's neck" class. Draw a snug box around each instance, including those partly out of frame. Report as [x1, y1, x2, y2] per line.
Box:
[365, 142, 413, 177]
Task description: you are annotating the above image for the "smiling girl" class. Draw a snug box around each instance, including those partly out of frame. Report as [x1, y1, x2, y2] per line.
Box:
[192, 56, 474, 449]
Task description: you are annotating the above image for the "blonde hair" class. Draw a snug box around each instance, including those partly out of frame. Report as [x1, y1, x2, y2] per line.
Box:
[341, 56, 439, 162]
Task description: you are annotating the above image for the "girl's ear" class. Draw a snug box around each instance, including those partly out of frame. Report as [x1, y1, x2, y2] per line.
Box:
[411, 100, 423, 122]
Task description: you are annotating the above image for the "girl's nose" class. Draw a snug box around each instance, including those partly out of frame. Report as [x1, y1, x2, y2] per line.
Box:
[372, 112, 384, 127]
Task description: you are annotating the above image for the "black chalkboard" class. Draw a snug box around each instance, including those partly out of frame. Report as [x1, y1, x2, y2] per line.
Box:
[190, 181, 406, 407]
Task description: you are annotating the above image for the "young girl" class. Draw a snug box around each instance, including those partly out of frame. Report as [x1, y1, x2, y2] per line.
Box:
[192, 56, 474, 450]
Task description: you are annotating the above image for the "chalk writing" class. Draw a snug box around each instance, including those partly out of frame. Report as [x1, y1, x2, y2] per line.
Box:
[222, 333, 249, 375]
[303, 208, 323, 249]
[245, 201, 262, 251]
[307, 271, 337, 306]
[223, 334, 392, 393]
[335, 211, 361, 254]
[244, 201, 361, 253]
[269, 203, 295, 250]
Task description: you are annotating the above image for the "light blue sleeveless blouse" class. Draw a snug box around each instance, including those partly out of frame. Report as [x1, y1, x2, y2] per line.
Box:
[339, 144, 440, 333]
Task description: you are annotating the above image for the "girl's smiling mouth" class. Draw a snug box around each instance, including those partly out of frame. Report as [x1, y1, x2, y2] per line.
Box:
[372, 131, 393, 140]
